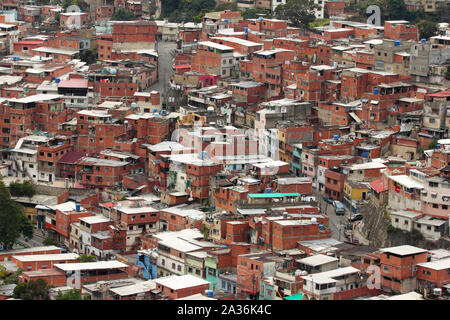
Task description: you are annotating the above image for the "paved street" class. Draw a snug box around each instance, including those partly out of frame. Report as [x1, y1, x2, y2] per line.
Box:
[148, 41, 177, 99]
[16, 228, 46, 248]
[313, 189, 348, 242]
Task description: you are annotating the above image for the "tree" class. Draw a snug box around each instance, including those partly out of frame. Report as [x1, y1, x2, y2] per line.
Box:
[274, 0, 319, 29]
[13, 279, 50, 300]
[111, 8, 137, 21]
[9, 180, 36, 198]
[55, 289, 83, 300]
[79, 254, 97, 262]
[241, 8, 272, 20]
[388, 0, 407, 20]
[43, 237, 59, 246]
[79, 48, 97, 65]
[3, 268, 23, 285]
[0, 179, 34, 250]
[417, 19, 437, 40]
[0, 264, 10, 279]
[428, 139, 438, 150]
[215, 2, 238, 12]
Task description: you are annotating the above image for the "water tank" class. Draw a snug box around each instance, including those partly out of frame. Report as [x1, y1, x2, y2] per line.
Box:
[220, 245, 228, 249]
[207, 106, 214, 112]
[436, 144, 440, 149]
[207, 290, 213, 297]
[374, 88, 379, 95]
[266, 188, 271, 193]
[161, 109, 167, 115]
[333, 135, 339, 141]
[109, 68, 117, 75]
[259, 16, 263, 22]
[57, 142, 63, 146]
[153, 112, 159, 117]
[75, 203, 81, 212]
[311, 217, 317, 224]
[245, 27, 248, 33]
[201, 151, 207, 159]
[55, 78, 60, 83]
[224, 19, 228, 23]
[131, 102, 137, 108]
[153, 108, 158, 113]
[395, 40, 401, 46]
[421, 38, 426, 43]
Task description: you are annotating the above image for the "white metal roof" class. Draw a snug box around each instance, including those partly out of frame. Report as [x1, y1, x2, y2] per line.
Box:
[48, 201, 85, 213]
[417, 257, 450, 271]
[197, 41, 234, 51]
[12, 253, 79, 262]
[78, 215, 111, 224]
[176, 293, 216, 300]
[32, 47, 78, 55]
[9, 94, 62, 103]
[388, 175, 424, 189]
[0, 246, 60, 255]
[211, 37, 263, 47]
[297, 254, 338, 266]
[54, 260, 128, 271]
[380, 245, 427, 256]
[109, 280, 156, 296]
[155, 274, 210, 290]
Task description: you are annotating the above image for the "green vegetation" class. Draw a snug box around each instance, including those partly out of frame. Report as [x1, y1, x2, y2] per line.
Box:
[417, 19, 437, 40]
[215, 2, 238, 12]
[43, 237, 60, 246]
[55, 289, 89, 300]
[346, 0, 446, 35]
[9, 180, 36, 198]
[274, 0, 319, 29]
[13, 279, 50, 300]
[428, 139, 438, 150]
[79, 254, 97, 262]
[2, 268, 24, 285]
[79, 48, 98, 65]
[445, 66, 450, 80]
[242, 8, 272, 20]
[111, 8, 137, 21]
[309, 18, 330, 29]
[162, 0, 216, 23]
[62, 0, 89, 12]
[0, 179, 34, 250]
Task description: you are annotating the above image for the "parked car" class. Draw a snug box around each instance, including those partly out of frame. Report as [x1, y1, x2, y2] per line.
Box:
[349, 213, 363, 222]
[333, 201, 345, 215]
[323, 196, 334, 204]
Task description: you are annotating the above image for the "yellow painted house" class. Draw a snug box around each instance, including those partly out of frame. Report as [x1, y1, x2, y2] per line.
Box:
[343, 181, 371, 202]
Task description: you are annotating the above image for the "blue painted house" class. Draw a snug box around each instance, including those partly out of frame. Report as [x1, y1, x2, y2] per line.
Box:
[136, 249, 158, 279]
